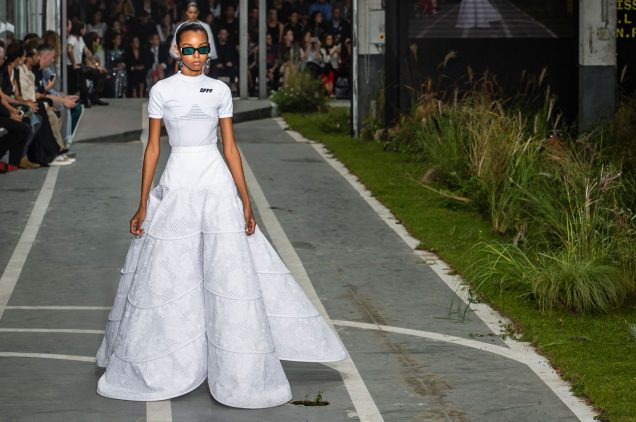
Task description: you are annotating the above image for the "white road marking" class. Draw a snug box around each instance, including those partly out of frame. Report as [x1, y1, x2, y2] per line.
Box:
[141, 102, 174, 422]
[0, 167, 59, 321]
[146, 401, 173, 422]
[0, 352, 95, 362]
[0, 328, 104, 334]
[274, 117, 597, 422]
[0, 306, 111, 310]
[333, 319, 545, 367]
[240, 148, 384, 422]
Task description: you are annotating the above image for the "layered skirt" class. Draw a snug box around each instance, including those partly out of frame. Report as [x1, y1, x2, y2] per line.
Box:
[96, 144, 347, 408]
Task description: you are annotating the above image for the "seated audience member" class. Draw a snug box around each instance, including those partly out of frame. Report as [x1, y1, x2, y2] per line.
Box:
[105, 33, 128, 97]
[125, 35, 147, 97]
[87, 10, 108, 38]
[213, 28, 238, 90]
[38, 43, 82, 148]
[2, 41, 68, 167]
[266, 8, 284, 45]
[328, 6, 350, 44]
[265, 33, 280, 90]
[278, 29, 300, 87]
[319, 32, 340, 96]
[299, 30, 323, 77]
[284, 10, 304, 44]
[0, 96, 30, 173]
[308, 11, 326, 40]
[309, 0, 332, 23]
[147, 32, 170, 89]
[67, 21, 109, 107]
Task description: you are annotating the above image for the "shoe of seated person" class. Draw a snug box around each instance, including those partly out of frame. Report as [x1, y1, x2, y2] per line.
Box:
[94, 98, 109, 106]
[19, 156, 41, 169]
[0, 162, 19, 172]
[48, 155, 74, 166]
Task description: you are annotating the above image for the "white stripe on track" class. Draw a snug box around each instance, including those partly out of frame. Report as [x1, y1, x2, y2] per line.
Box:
[0, 352, 95, 362]
[141, 102, 174, 422]
[146, 402, 173, 422]
[0, 305, 111, 310]
[0, 167, 59, 321]
[240, 148, 383, 422]
[0, 328, 104, 334]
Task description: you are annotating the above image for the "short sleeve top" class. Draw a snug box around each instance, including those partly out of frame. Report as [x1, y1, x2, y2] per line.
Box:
[147, 72, 233, 147]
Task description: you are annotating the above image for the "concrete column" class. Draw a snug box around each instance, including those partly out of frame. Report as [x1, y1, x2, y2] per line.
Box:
[258, 0, 267, 99]
[578, 0, 617, 130]
[239, 0, 248, 98]
[61, 0, 68, 93]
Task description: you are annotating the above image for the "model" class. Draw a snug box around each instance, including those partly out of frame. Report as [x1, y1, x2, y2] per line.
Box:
[95, 22, 348, 408]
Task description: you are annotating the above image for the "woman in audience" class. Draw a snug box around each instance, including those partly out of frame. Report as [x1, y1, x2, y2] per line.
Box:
[106, 33, 128, 98]
[319, 32, 340, 96]
[266, 8, 284, 45]
[307, 11, 325, 41]
[125, 36, 147, 97]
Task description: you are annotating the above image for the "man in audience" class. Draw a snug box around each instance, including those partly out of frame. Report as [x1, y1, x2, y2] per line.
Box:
[214, 28, 239, 93]
[37, 43, 81, 151]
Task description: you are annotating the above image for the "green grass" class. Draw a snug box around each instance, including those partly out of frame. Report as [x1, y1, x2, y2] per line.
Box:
[282, 109, 636, 422]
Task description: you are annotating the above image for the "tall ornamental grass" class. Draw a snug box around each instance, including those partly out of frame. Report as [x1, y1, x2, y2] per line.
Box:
[383, 64, 636, 313]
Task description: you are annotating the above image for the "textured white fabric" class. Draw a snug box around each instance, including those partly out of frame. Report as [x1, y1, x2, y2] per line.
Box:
[96, 75, 347, 407]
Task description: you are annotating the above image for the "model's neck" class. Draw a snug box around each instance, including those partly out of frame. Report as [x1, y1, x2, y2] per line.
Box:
[181, 69, 203, 77]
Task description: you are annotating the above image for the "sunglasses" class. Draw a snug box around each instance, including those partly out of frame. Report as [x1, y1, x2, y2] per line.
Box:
[180, 45, 211, 55]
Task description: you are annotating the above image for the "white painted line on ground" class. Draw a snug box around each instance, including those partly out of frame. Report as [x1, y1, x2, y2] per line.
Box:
[139, 106, 173, 422]
[0, 306, 111, 310]
[0, 352, 95, 362]
[240, 147, 384, 422]
[0, 328, 105, 334]
[274, 117, 597, 422]
[333, 319, 520, 359]
[0, 167, 59, 321]
[416, 4, 460, 39]
[146, 401, 173, 422]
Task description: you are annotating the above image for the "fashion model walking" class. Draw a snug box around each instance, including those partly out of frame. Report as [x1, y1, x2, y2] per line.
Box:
[95, 22, 348, 408]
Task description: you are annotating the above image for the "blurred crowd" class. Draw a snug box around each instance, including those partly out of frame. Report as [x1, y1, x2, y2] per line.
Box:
[0, 32, 82, 173]
[0, 0, 354, 174]
[67, 0, 353, 98]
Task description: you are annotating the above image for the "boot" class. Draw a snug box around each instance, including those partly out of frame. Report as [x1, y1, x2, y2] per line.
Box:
[19, 156, 41, 169]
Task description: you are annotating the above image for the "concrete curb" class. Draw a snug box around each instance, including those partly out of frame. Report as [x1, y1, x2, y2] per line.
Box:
[78, 102, 275, 144]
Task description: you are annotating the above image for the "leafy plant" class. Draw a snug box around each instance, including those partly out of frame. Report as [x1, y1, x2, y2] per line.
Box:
[271, 63, 327, 113]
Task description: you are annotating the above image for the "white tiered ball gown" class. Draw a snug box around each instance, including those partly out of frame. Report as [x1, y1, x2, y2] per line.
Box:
[95, 72, 348, 408]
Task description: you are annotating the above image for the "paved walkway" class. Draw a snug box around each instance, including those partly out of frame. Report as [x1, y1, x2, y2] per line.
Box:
[408, 0, 560, 39]
[0, 100, 595, 421]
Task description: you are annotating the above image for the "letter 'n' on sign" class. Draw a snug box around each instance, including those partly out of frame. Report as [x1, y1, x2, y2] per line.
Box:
[200, 88, 214, 93]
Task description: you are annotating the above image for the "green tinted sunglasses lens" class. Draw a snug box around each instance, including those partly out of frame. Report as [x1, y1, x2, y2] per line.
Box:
[180, 46, 211, 55]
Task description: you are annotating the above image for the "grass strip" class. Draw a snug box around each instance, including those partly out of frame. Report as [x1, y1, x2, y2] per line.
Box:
[282, 110, 636, 422]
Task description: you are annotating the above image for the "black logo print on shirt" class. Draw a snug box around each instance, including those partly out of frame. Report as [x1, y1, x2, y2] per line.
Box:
[200, 88, 214, 93]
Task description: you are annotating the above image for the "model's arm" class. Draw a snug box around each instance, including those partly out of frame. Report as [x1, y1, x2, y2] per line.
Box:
[219, 117, 256, 235]
[130, 118, 161, 235]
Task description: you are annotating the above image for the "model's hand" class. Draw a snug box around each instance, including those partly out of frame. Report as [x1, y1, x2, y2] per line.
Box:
[244, 205, 256, 236]
[130, 207, 146, 236]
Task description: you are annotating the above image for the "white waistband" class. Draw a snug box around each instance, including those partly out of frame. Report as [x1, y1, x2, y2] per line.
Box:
[169, 144, 217, 153]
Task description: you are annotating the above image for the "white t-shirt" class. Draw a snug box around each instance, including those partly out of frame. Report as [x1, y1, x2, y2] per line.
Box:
[170, 20, 217, 60]
[148, 71, 233, 147]
[67, 35, 86, 65]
